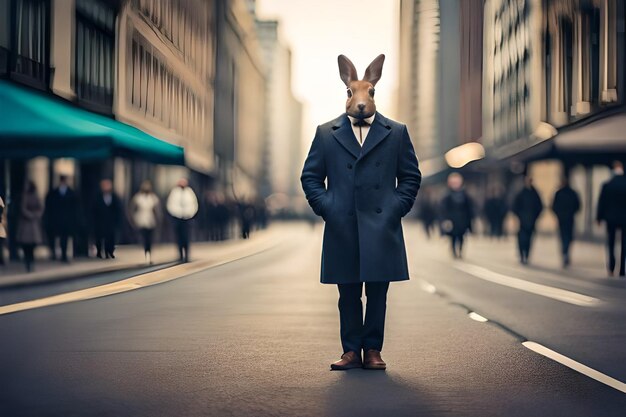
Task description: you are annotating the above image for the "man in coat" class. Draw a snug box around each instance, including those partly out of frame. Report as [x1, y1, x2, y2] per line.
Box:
[93, 179, 122, 259]
[597, 161, 626, 277]
[301, 54, 421, 371]
[551, 177, 580, 268]
[440, 173, 474, 259]
[512, 176, 543, 265]
[44, 175, 79, 262]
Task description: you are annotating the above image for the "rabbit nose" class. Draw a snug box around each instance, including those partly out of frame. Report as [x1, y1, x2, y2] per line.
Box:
[357, 103, 366, 111]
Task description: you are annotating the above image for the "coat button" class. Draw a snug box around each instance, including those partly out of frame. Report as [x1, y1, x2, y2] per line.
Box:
[347, 163, 353, 169]
[375, 161, 381, 167]
[376, 208, 382, 214]
[348, 210, 355, 216]
[374, 184, 380, 190]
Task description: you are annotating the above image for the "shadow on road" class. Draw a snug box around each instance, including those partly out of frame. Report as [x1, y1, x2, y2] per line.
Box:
[324, 370, 442, 417]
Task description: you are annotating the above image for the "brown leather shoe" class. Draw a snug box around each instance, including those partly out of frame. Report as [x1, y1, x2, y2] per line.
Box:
[363, 349, 386, 370]
[330, 351, 362, 370]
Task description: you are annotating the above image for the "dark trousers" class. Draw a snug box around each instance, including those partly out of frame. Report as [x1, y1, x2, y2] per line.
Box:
[49, 232, 71, 261]
[140, 228, 154, 254]
[174, 218, 190, 261]
[0, 238, 4, 265]
[607, 224, 626, 276]
[558, 219, 574, 263]
[22, 243, 35, 272]
[337, 282, 389, 354]
[517, 227, 534, 262]
[95, 230, 115, 257]
[449, 233, 464, 258]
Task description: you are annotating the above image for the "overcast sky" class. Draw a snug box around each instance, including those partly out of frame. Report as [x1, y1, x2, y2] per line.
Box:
[255, 0, 399, 154]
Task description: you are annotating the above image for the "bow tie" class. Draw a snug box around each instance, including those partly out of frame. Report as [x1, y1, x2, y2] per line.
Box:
[353, 119, 371, 127]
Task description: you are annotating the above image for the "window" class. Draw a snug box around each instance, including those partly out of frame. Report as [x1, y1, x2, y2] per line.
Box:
[6, 0, 50, 89]
[75, 0, 115, 113]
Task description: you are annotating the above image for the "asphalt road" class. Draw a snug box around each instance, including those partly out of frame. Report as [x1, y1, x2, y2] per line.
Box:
[1, 222, 625, 416]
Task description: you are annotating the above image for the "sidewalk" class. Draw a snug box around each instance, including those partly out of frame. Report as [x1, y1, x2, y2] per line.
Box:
[0, 223, 293, 289]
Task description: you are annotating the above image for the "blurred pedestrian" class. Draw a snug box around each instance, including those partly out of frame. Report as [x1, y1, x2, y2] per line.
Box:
[551, 177, 580, 268]
[166, 178, 198, 262]
[238, 202, 255, 239]
[596, 161, 626, 277]
[129, 180, 161, 264]
[0, 196, 6, 266]
[512, 176, 543, 265]
[44, 175, 78, 262]
[17, 181, 44, 272]
[93, 179, 122, 259]
[416, 188, 437, 238]
[440, 173, 474, 259]
[484, 185, 508, 239]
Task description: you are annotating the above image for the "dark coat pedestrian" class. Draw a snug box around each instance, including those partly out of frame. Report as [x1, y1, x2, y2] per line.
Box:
[416, 190, 437, 238]
[552, 182, 580, 267]
[93, 180, 122, 259]
[301, 112, 421, 284]
[440, 173, 474, 258]
[17, 181, 44, 272]
[512, 178, 543, 264]
[44, 176, 79, 261]
[597, 162, 626, 276]
[484, 193, 508, 238]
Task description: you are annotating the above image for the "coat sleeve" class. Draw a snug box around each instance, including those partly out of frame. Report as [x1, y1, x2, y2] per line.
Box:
[395, 125, 422, 217]
[300, 127, 328, 216]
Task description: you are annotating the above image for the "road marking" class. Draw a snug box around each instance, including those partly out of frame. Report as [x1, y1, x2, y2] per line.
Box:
[454, 264, 601, 307]
[523, 341, 626, 394]
[0, 235, 286, 316]
[468, 312, 488, 322]
[419, 280, 437, 294]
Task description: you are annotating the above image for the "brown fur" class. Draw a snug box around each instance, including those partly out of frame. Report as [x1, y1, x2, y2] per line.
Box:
[337, 54, 385, 119]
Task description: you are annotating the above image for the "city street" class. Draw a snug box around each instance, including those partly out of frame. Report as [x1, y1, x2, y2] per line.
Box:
[1, 222, 625, 416]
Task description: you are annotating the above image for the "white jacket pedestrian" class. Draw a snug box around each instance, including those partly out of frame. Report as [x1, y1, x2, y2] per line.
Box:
[166, 183, 198, 220]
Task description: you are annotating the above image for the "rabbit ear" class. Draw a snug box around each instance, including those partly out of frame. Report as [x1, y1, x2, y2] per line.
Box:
[363, 54, 385, 86]
[338, 55, 358, 86]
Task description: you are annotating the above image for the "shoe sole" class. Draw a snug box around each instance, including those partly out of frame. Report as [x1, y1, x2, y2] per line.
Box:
[330, 363, 362, 371]
[362, 364, 386, 370]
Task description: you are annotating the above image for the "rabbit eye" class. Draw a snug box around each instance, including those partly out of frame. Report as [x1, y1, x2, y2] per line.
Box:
[346, 89, 353, 98]
[369, 88, 375, 97]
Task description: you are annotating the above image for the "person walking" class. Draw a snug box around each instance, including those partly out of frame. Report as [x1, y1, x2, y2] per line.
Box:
[484, 186, 508, 239]
[551, 177, 581, 268]
[17, 181, 44, 272]
[512, 176, 543, 265]
[301, 54, 421, 371]
[129, 180, 161, 264]
[93, 179, 122, 259]
[44, 175, 78, 262]
[597, 161, 626, 277]
[439, 173, 474, 259]
[416, 188, 437, 239]
[0, 196, 7, 266]
[166, 178, 198, 263]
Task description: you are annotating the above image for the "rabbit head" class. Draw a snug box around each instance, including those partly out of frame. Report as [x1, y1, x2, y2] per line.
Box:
[338, 54, 385, 119]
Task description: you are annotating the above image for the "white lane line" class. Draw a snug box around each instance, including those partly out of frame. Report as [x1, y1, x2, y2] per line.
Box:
[523, 341, 626, 394]
[419, 280, 437, 294]
[454, 263, 601, 307]
[468, 312, 488, 322]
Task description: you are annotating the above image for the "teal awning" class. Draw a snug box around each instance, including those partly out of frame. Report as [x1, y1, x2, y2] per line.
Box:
[0, 80, 184, 165]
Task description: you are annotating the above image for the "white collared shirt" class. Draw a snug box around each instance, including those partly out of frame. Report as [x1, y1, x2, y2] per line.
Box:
[347, 114, 375, 146]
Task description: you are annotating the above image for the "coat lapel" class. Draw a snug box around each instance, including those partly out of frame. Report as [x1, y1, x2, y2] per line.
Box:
[359, 112, 392, 159]
[331, 115, 361, 159]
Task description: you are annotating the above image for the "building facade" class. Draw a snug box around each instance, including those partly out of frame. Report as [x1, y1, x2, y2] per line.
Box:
[398, 0, 484, 180]
[255, 17, 303, 215]
[483, 0, 626, 236]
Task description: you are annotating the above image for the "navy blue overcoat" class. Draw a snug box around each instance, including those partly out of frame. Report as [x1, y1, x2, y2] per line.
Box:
[301, 112, 421, 284]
